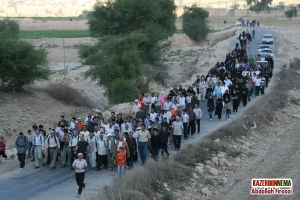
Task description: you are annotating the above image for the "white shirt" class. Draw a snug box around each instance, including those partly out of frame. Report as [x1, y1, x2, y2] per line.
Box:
[69, 135, 79, 147]
[221, 85, 229, 95]
[80, 130, 90, 140]
[193, 108, 202, 119]
[164, 102, 173, 111]
[178, 96, 186, 106]
[150, 96, 157, 104]
[33, 134, 45, 150]
[96, 139, 107, 155]
[224, 79, 232, 87]
[181, 113, 189, 123]
[186, 96, 191, 103]
[212, 77, 217, 84]
[69, 121, 75, 129]
[73, 159, 87, 173]
[166, 111, 172, 122]
[255, 78, 261, 86]
[150, 112, 158, 122]
[105, 127, 114, 135]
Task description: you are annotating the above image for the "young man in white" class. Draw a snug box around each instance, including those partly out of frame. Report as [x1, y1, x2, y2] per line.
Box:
[86, 132, 97, 170]
[72, 153, 87, 198]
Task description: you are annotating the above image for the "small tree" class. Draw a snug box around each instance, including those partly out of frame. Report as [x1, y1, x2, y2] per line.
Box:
[285, 7, 297, 20]
[0, 39, 50, 91]
[0, 19, 19, 39]
[182, 5, 209, 42]
[107, 79, 140, 104]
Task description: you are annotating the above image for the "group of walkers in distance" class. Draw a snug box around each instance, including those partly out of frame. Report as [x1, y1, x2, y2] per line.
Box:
[0, 27, 274, 198]
[237, 17, 260, 27]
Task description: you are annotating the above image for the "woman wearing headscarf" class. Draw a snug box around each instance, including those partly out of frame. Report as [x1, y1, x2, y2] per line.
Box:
[231, 90, 239, 113]
[207, 95, 215, 121]
[215, 95, 223, 121]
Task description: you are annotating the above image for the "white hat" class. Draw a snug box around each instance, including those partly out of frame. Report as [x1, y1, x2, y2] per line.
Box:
[77, 153, 83, 156]
[107, 133, 112, 137]
[134, 99, 138, 102]
[77, 117, 81, 120]
[161, 92, 164, 94]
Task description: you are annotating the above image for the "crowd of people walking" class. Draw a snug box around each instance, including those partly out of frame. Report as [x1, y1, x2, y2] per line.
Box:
[0, 27, 274, 198]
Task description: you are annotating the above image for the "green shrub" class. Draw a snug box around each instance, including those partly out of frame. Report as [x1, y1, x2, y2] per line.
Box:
[108, 79, 140, 104]
[0, 39, 50, 91]
[182, 5, 210, 41]
[0, 19, 19, 39]
[162, 192, 174, 200]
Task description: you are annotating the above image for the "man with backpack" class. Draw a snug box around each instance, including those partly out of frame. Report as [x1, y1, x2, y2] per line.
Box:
[31, 129, 45, 168]
[15, 132, 29, 170]
[45, 130, 60, 170]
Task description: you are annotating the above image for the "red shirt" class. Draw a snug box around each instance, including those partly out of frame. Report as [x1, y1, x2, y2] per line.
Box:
[116, 152, 126, 166]
[0, 141, 6, 152]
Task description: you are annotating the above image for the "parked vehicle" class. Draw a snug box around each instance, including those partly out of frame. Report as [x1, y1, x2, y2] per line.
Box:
[262, 34, 274, 44]
[236, 20, 242, 26]
[258, 45, 272, 50]
[258, 48, 274, 57]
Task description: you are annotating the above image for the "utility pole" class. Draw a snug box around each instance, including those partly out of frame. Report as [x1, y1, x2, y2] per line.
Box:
[218, 1, 220, 30]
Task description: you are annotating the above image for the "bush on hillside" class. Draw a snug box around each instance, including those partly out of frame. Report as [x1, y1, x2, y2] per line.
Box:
[107, 79, 140, 104]
[0, 39, 50, 91]
[45, 82, 95, 108]
[285, 6, 297, 19]
[182, 5, 210, 42]
[0, 19, 20, 39]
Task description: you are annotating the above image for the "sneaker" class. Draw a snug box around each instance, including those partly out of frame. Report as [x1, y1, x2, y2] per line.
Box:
[76, 194, 81, 198]
[210, 119, 212, 121]
[228, 118, 231, 121]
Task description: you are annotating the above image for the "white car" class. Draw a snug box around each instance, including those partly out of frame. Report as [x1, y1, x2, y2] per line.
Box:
[258, 45, 272, 50]
[262, 34, 274, 44]
[236, 20, 242, 26]
[258, 48, 274, 57]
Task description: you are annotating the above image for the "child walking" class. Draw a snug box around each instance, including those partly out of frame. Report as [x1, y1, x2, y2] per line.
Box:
[115, 147, 126, 178]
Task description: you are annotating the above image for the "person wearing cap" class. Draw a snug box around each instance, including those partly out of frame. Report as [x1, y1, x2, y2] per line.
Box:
[132, 99, 141, 119]
[45, 130, 60, 170]
[173, 116, 183, 150]
[137, 124, 151, 165]
[58, 115, 69, 128]
[15, 132, 29, 170]
[72, 152, 87, 198]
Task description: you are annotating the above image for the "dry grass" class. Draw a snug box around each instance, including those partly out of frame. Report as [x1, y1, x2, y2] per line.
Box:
[45, 82, 95, 108]
[175, 141, 227, 166]
[92, 158, 190, 200]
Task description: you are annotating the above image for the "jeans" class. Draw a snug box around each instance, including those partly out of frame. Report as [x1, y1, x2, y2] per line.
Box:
[151, 148, 160, 159]
[209, 112, 213, 120]
[183, 122, 188, 139]
[138, 142, 148, 164]
[17, 153, 26, 168]
[75, 172, 85, 195]
[225, 113, 230, 120]
[255, 86, 260, 96]
[173, 135, 181, 149]
[0, 151, 7, 159]
[28, 142, 33, 156]
[118, 166, 125, 178]
[253, 86, 256, 96]
[161, 142, 169, 156]
[128, 148, 135, 167]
